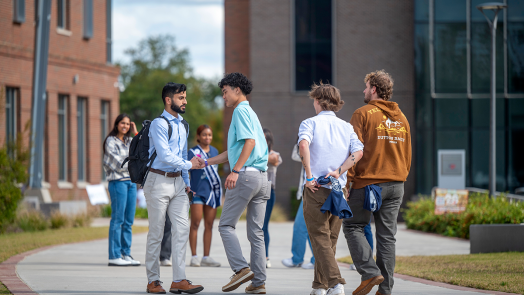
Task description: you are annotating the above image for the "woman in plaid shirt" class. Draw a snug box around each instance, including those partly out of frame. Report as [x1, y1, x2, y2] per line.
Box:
[103, 113, 140, 267]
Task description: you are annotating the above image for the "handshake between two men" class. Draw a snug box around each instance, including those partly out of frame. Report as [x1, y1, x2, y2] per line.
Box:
[189, 156, 207, 170]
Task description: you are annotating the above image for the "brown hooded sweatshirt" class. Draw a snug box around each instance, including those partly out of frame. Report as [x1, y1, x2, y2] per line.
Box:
[346, 100, 412, 190]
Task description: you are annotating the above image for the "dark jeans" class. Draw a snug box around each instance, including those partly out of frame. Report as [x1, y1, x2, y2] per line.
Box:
[160, 213, 171, 261]
[343, 182, 404, 295]
[262, 188, 276, 258]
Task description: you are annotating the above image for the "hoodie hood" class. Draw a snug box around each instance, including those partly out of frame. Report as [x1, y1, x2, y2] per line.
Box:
[368, 100, 402, 120]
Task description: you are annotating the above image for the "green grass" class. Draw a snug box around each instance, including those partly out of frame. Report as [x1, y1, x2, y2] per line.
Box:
[0, 283, 9, 295]
[0, 226, 148, 264]
[338, 252, 524, 294]
[0, 226, 149, 294]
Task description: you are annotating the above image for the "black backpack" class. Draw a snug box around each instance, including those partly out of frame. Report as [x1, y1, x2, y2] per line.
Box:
[122, 115, 189, 187]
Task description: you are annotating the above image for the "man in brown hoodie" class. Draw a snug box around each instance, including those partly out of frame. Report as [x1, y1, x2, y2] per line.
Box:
[343, 70, 411, 295]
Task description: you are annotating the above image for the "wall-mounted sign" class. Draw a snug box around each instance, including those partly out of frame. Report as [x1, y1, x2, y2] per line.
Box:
[433, 188, 469, 215]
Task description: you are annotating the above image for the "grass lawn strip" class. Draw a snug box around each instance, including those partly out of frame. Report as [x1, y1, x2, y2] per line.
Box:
[338, 252, 524, 295]
[0, 226, 149, 294]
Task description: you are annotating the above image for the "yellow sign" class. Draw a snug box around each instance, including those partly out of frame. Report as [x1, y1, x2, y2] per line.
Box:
[433, 188, 469, 215]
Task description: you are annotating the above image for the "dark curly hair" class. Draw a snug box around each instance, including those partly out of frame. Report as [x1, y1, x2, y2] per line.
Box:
[218, 72, 253, 96]
[364, 70, 394, 101]
[162, 82, 186, 105]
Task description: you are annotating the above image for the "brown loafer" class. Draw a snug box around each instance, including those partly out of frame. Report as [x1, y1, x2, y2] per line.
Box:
[352, 275, 384, 295]
[170, 280, 204, 294]
[147, 280, 166, 294]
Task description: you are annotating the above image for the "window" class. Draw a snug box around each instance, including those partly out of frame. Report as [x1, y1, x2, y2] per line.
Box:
[58, 95, 68, 181]
[13, 0, 25, 23]
[294, 0, 332, 91]
[83, 0, 93, 39]
[100, 100, 109, 180]
[5, 87, 18, 145]
[77, 97, 87, 182]
[57, 0, 70, 30]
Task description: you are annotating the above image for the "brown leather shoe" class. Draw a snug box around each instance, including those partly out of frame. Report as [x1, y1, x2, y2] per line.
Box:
[352, 275, 384, 295]
[222, 267, 255, 292]
[147, 280, 166, 294]
[170, 280, 204, 294]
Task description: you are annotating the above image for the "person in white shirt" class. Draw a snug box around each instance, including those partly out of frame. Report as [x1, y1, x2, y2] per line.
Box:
[298, 82, 364, 295]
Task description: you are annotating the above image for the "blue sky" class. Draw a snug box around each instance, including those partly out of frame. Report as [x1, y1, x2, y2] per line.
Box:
[113, 0, 224, 79]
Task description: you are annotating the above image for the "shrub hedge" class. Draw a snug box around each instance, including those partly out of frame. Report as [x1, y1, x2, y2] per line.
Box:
[402, 192, 524, 239]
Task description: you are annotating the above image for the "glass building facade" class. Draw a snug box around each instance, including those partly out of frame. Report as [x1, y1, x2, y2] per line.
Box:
[415, 0, 524, 195]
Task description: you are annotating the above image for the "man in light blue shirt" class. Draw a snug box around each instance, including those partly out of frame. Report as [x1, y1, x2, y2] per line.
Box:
[207, 73, 270, 294]
[143, 82, 204, 295]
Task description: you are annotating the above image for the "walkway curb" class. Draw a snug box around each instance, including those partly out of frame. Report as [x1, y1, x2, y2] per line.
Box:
[0, 246, 54, 295]
[337, 262, 520, 295]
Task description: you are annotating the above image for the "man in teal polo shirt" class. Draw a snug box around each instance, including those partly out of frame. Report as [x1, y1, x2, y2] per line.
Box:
[206, 72, 270, 294]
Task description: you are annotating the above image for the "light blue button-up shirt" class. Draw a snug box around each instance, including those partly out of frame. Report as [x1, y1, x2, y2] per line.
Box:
[148, 110, 191, 187]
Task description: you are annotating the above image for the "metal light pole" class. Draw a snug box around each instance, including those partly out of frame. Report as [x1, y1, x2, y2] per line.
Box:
[28, 0, 52, 189]
[476, 2, 507, 198]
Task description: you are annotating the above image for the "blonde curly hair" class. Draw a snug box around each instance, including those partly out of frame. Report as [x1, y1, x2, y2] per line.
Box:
[308, 82, 344, 112]
[364, 70, 394, 101]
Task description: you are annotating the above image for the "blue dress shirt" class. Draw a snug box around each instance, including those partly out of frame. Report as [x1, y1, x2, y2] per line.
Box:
[148, 110, 191, 187]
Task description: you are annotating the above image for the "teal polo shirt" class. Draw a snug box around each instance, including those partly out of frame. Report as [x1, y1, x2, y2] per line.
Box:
[228, 101, 268, 172]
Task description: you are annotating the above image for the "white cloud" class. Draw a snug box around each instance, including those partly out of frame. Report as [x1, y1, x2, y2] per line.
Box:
[113, 0, 224, 79]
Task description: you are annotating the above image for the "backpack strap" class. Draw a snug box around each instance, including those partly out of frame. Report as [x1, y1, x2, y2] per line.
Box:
[158, 115, 172, 140]
[181, 119, 189, 138]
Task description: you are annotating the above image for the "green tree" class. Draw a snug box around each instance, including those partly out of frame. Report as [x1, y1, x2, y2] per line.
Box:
[118, 35, 222, 147]
[0, 88, 30, 232]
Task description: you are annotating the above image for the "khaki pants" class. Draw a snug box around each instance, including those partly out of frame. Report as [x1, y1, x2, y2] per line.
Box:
[143, 173, 189, 282]
[303, 187, 347, 289]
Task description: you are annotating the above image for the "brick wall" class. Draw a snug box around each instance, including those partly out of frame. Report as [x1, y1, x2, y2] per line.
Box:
[223, 0, 250, 152]
[0, 0, 120, 202]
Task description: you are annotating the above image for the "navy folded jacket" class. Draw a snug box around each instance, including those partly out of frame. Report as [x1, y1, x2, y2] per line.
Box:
[364, 184, 382, 212]
[317, 175, 353, 219]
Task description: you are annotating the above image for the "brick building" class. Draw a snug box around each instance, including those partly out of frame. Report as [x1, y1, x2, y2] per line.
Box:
[224, 0, 524, 213]
[1, 0, 120, 201]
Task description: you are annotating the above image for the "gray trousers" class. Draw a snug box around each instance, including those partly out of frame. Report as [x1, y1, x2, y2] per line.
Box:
[218, 170, 270, 287]
[343, 182, 404, 295]
[143, 173, 190, 282]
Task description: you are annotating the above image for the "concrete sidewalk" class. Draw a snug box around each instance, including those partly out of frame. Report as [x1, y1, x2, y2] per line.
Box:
[16, 220, 484, 295]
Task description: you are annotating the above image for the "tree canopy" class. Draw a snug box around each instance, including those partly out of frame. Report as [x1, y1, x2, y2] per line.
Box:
[118, 35, 223, 149]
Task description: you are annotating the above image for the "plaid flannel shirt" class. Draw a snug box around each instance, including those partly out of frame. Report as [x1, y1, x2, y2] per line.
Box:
[103, 136, 131, 181]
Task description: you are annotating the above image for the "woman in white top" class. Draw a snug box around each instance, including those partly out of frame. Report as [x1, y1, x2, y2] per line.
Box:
[262, 128, 282, 268]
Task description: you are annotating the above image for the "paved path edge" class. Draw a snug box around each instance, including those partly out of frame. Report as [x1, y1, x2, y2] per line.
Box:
[0, 246, 54, 295]
[337, 262, 520, 295]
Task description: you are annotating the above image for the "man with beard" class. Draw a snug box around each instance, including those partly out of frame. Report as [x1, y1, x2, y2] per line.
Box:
[343, 70, 411, 295]
[143, 82, 204, 294]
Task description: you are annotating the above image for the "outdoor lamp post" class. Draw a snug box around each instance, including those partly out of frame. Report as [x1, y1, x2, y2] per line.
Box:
[476, 2, 507, 198]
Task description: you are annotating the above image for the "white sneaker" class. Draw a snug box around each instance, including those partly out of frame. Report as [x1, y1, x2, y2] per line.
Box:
[160, 259, 172, 266]
[122, 255, 140, 266]
[301, 262, 315, 269]
[310, 288, 327, 295]
[190, 256, 200, 267]
[108, 258, 132, 266]
[266, 258, 271, 268]
[281, 258, 302, 268]
[326, 284, 345, 295]
[201, 256, 221, 267]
